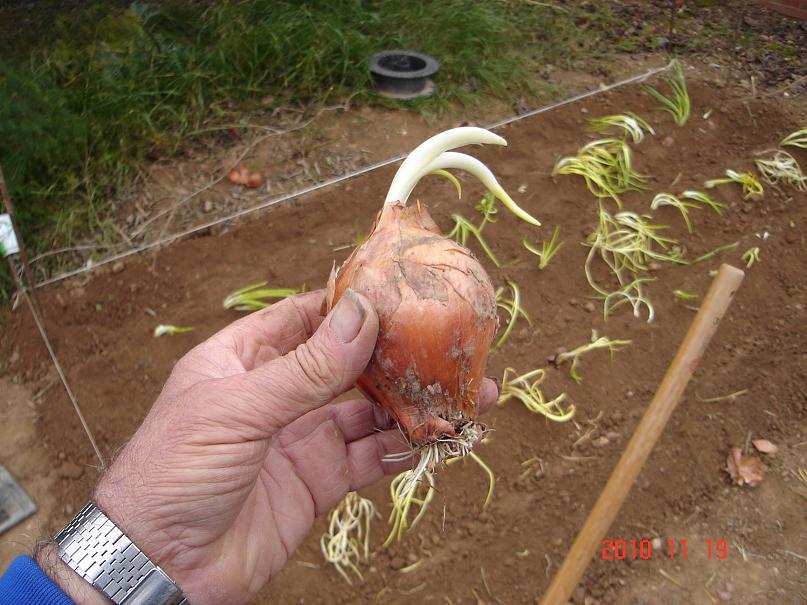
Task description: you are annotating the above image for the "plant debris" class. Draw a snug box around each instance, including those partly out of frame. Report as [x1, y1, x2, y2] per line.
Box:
[725, 447, 766, 487]
[751, 439, 778, 454]
[227, 164, 266, 189]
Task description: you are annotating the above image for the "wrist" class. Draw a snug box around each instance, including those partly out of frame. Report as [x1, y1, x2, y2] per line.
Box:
[94, 472, 192, 600]
[35, 542, 110, 605]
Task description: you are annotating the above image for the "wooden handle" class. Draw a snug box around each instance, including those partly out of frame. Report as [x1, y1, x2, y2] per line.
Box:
[539, 263, 744, 605]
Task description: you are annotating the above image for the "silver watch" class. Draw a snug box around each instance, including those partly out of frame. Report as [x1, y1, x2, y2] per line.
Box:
[53, 502, 188, 605]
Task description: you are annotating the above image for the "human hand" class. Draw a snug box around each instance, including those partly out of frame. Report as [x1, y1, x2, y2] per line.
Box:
[61, 289, 500, 605]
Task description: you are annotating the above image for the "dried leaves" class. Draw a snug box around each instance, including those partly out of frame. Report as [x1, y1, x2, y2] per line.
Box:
[751, 439, 778, 454]
[725, 447, 766, 487]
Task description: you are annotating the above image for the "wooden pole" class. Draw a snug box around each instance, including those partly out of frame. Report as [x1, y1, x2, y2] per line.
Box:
[539, 263, 745, 605]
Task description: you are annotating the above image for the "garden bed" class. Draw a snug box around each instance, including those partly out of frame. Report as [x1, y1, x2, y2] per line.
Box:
[2, 74, 806, 604]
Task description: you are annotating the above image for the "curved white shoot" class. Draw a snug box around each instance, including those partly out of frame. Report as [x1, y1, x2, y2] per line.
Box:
[405, 151, 540, 227]
[384, 127, 506, 205]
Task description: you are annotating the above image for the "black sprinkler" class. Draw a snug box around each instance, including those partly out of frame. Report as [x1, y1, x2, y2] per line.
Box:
[369, 50, 439, 100]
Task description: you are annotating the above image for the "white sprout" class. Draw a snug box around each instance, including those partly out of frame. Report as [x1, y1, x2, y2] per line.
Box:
[409, 151, 540, 226]
[384, 127, 541, 226]
[153, 324, 194, 337]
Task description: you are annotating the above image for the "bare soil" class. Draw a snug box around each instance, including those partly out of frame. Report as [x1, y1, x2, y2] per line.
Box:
[2, 73, 807, 604]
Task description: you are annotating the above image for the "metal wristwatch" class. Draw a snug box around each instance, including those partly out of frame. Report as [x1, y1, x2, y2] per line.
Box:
[53, 502, 188, 605]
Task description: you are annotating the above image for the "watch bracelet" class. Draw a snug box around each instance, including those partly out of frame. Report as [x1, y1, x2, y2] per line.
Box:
[53, 502, 188, 605]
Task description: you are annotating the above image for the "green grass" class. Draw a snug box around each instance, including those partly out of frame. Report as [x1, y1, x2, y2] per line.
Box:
[0, 0, 616, 298]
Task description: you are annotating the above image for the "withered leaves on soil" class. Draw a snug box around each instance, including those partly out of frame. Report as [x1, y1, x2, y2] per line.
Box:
[726, 447, 766, 487]
[752, 438, 778, 454]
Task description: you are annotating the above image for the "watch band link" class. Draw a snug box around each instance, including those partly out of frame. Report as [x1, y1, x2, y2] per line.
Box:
[54, 502, 188, 605]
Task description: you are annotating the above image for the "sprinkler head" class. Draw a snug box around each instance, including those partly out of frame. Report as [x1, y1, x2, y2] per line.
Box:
[369, 50, 439, 100]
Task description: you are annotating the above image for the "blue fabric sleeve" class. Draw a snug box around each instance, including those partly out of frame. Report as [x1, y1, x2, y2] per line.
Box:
[0, 555, 75, 605]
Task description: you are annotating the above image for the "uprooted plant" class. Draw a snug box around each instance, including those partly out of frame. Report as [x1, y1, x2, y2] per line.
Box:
[445, 178, 540, 268]
[644, 59, 690, 127]
[587, 112, 655, 144]
[492, 281, 530, 351]
[754, 150, 807, 191]
[523, 225, 564, 270]
[320, 492, 376, 584]
[781, 128, 807, 149]
[553, 330, 632, 384]
[222, 282, 300, 310]
[153, 324, 194, 337]
[584, 206, 686, 321]
[742, 246, 760, 269]
[497, 367, 574, 421]
[447, 214, 502, 267]
[705, 170, 764, 200]
[553, 138, 647, 206]
[650, 190, 722, 233]
[321, 127, 541, 543]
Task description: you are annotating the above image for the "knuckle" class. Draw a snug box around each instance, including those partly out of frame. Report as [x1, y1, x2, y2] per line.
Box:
[289, 342, 341, 402]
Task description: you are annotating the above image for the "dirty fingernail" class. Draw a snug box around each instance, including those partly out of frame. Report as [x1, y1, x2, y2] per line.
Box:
[330, 288, 366, 343]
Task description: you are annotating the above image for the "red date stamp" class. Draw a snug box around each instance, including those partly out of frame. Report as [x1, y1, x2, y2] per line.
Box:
[599, 539, 729, 561]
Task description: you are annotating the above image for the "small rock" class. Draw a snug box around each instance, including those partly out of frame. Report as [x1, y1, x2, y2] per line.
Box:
[551, 347, 567, 364]
[112, 262, 125, 274]
[717, 583, 735, 601]
[55, 293, 67, 309]
[389, 556, 406, 570]
[9, 348, 20, 365]
[661, 136, 675, 148]
[57, 451, 66, 461]
[203, 200, 214, 213]
[582, 301, 596, 313]
[592, 436, 610, 448]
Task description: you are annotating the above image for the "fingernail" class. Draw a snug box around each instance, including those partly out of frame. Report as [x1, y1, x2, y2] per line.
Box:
[330, 288, 366, 343]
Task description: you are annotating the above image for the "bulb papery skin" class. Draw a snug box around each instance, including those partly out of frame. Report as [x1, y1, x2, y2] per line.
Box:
[324, 201, 497, 445]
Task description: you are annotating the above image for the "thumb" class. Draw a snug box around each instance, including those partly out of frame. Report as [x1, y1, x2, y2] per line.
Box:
[231, 288, 379, 435]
